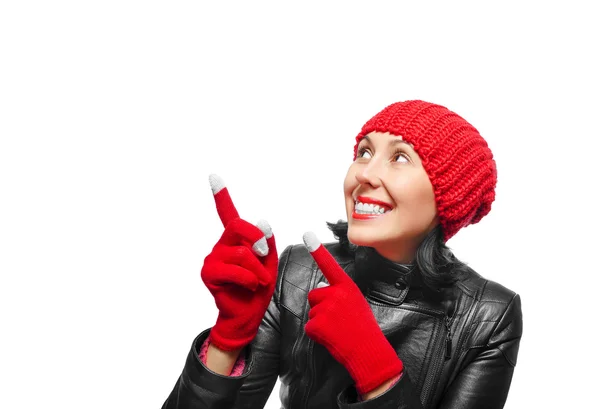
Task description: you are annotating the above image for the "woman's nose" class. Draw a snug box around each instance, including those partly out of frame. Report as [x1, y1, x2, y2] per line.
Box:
[355, 163, 382, 188]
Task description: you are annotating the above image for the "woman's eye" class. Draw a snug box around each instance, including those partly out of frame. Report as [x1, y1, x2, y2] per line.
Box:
[394, 153, 409, 163]
[357, 148, 371, 159]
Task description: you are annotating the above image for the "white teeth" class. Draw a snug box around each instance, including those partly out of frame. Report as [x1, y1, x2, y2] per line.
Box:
[354, 201, 390, 215]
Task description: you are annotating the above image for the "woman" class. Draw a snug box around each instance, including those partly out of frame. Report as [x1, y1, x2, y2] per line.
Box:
[162, 100, 523, 408]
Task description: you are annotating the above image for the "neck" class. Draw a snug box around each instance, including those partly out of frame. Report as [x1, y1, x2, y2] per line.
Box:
[371, 223, 437, 264]
[373, 243, 417, 265]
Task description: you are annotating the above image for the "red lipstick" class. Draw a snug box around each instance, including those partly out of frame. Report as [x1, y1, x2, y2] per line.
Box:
[352, 212, 383, 220]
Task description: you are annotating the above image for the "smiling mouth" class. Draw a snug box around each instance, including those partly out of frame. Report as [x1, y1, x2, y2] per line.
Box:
[353, 195, 393, 214]
[352, 199, 392, 219]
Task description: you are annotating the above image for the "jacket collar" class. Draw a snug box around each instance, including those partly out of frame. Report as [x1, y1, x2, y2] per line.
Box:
[354, 246, 424, 305]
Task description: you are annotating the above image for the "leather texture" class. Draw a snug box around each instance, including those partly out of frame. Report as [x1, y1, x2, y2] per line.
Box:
[162, 242, 523, 409]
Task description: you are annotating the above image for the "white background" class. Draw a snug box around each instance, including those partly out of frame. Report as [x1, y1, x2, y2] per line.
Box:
[1, 1, 598, 408]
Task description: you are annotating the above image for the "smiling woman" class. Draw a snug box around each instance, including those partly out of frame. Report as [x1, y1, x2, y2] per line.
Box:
[162, 100, 522, 409]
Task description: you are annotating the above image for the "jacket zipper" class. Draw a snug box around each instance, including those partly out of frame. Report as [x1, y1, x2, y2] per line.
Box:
[444, 315, 452, 360]
[420, 312, 452, 407]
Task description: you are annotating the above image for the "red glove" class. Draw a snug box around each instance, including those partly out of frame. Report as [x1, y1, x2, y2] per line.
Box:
[200, 174, 278, 352]
[303, 232, 403, 395]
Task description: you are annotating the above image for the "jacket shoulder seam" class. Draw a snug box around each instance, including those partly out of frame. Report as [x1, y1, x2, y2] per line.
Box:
[487, 293, 519, 347]
[455, 279, 487, 354]
[459, 283, 515, 354]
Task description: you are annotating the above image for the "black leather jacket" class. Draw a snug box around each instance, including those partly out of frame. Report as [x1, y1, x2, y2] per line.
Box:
[162, 241, 523, 409]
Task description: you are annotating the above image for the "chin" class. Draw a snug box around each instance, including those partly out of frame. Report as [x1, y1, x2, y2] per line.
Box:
[347, 226, 386, 248]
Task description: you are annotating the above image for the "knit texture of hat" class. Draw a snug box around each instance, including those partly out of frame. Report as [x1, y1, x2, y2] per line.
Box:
[353, 100, 497, 242]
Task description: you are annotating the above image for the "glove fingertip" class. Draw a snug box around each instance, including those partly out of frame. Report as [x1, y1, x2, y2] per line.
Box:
[302, 231, 321, 252]
[256, 219, 273, 239]
[252, 236, 269, 257]
[209, 174, 226, 195]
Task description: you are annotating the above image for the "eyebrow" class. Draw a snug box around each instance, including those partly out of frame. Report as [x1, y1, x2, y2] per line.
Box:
[362, 135, 413, 149]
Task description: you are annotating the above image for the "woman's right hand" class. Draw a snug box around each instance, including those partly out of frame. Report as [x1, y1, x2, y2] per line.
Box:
[200, 174, 278, 352]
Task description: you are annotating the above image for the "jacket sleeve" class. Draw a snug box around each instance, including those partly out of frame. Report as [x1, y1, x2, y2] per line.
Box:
[336, 293, 523, 409]
[161, 245, 292, 409]
[437, 293, 523, 409]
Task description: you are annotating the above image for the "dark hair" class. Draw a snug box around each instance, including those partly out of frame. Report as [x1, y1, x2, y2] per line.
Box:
[326, 220, 471, 292]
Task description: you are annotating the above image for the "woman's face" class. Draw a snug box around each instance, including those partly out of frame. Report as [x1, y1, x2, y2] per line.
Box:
[343, 131, 439, 263]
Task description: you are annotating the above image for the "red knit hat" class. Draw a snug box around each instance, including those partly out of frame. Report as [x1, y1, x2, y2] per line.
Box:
[353, 100, 497, 242]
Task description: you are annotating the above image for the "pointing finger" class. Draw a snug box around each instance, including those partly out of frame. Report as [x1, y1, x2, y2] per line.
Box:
[209, 174, 240, 227]
[302, 231, 349, 286]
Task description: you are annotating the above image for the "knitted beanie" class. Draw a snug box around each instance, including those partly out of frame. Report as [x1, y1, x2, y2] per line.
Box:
[353, 100, 497, 243]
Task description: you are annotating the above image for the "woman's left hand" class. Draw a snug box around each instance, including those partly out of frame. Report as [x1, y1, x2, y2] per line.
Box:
[302, 232, 404, 396]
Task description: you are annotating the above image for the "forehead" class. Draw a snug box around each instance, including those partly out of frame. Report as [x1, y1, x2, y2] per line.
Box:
[361, 131, 414, 149]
